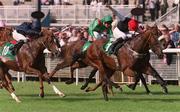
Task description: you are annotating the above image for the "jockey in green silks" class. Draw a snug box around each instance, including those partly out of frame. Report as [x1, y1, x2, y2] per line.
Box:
[73, 15, 114, 64]
[82, 15, 113, 52]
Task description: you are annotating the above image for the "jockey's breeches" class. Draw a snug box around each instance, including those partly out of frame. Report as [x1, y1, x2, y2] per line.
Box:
[12, 30, 27, 41]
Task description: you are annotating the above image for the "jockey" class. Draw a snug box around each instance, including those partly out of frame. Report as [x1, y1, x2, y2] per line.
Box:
[106, 5, 139, 54]
[11, 20, 42, 55]
[88, 15, 113, 41]
[72, 15, 113, 63]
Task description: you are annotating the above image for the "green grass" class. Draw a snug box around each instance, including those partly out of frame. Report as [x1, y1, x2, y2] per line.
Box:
[1, 82, 180, 112]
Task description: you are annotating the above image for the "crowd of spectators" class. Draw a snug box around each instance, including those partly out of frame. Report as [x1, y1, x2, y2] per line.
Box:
[6, 0, 179, 22]
[158, 23, 180, 65]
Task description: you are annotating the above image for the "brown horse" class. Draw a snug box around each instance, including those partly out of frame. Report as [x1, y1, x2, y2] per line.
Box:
[0, 28, 63, 102]
[49, 37, 123, 101]
[84, 25, 168, 95]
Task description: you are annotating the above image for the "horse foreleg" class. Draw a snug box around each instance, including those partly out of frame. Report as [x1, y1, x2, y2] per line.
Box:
[41, 72, 65, 97]
[0, 81, 3, 89]
[126, 75, 139, 90]
[81, 68, 98, 90]
[144, 63, 168, 94]
[49, 60, 72, 78]
[85, 81, 103, 92]
[38, 76, 44, 98]
[138, 73, 151, 94]
[124, 69, 150, 93]
[0, 69, 20, 102]
[66, 62, 83, 84]
[5, 72, 15, 91]
[51, 83, 65, 97]
[25, 67, 45, 98]
[65, 66, 75, 84]
[102, 81, 108, 101]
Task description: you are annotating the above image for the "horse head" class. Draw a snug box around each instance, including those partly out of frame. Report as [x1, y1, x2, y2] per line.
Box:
[0, 27, 13, 42]
[145, 25, 164, 59]
[40, 28, 61, 54]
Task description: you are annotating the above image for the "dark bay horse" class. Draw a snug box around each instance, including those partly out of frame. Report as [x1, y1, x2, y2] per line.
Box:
[84, 25, 168, 95]
[0, 28, 62, 102]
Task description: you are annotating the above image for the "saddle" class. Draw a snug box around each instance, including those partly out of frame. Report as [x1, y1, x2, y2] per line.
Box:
[9, 40, 24, 55]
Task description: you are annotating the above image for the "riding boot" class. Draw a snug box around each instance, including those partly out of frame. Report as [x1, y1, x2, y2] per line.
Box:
[72, 52, 84, 64]
[10, 40, 25, 55]
[108, 38, 124, 54]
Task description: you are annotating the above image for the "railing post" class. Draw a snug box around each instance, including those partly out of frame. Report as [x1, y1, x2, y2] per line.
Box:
[17, 72, 20, 83]
[75, 69, 79, 85]
[178, 3, 180, 24]
[95, 71, 99, 84]
[177, 53, 180, 85]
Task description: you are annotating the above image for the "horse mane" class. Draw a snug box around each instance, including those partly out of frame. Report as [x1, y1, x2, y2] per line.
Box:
[0, 26, 14, 42]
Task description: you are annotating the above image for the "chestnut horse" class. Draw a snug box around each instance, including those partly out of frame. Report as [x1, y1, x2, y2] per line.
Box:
[49, 38, 123, 101]
[0, 28, 63, 102]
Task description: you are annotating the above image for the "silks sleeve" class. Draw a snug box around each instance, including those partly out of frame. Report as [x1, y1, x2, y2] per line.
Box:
[88, 18, 102, 37]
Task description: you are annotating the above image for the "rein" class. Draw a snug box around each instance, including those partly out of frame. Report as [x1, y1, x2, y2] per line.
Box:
[41, 41, 47, 49]
[141, 31, 152, 51]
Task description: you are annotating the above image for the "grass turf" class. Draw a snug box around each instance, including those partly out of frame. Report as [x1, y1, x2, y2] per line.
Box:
[0, 81, 180, 112]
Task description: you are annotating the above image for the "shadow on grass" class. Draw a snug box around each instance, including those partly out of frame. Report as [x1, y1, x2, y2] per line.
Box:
[121, 91, 180, 95]
[15, 91, 180, 103]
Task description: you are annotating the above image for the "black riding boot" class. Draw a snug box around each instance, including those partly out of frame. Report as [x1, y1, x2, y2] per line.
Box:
[108, 38, 124, 55]
[72, 52, 84, 64]
[10, 40, 25, 55]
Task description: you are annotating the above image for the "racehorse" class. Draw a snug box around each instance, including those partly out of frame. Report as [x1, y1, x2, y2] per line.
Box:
[48, 36, 125, 101]
[0, 28, 63, 102]
[84, 25, 168, 95]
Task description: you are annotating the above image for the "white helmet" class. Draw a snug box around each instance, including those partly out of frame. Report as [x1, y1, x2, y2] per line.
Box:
[0, 20, 5, 27]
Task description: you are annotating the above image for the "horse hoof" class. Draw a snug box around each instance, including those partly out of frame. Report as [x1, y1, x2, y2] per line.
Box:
[126, 84, 135, 90]
[16, 99, 21, 103]
[85, 87, 90, 92]
[65, 80, 74, 85]
[148, 92, 152, 95]
[80, 86, 86, 90]
[104, 97, 109, 101]
[118, 87, 123, 92]
[59, 93, 66, 97]
[163, 87, 168, 94]
[163, 90, 168, 94]
[39, 93, 44, 98]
